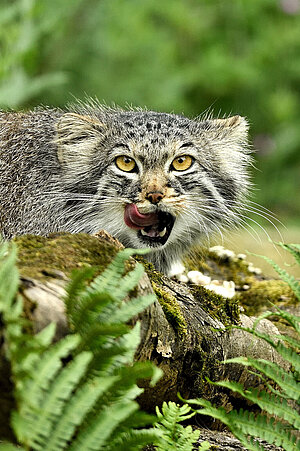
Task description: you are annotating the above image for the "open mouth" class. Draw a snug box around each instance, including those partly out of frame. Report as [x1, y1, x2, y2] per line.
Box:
[124, 204, 175, 246]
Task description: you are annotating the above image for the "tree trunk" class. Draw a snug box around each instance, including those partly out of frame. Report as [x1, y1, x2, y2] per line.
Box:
[0, 231, 292, 441]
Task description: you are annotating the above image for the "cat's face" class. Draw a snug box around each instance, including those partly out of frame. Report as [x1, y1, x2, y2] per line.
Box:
[56, 109, 251, 272]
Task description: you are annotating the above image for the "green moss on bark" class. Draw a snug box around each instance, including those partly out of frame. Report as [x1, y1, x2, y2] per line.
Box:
[184, 247, 254, 286]
[190, 285, 240, 326]
[152, 282, 187, 336]
[235, 279, 296, 316]
[14, 233, 120, 281]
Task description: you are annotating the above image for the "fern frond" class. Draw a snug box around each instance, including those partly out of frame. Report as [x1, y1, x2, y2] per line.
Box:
[106, 360, 162, 404]
[228, 409, 298, 450]
[67, 291, 114, 333]
[275, 333, 300, 351]
[24, 352, 93, 450]
[1, 243, 160, 451]
[253, 308, 300, 336]
[233, 324, 300, 372]
[211, 380, 300, 429]
[155, 402, 200, 451]
[44, 375, 119, 451]
[0, 242, 19, 310]
[87, 248, 148, 295]
[105, 429, 163, 451]
[0, 444, 24, 451]
[101, 293, 156, 324]
[271, 308, 300, 335]
[277, 242, 300, 266]
[186, 398, 262, 451]
[198, 441, 211, 451]
[251, 251, 300, 300]
[275, 341, 300, 372]
[16, 334, 80, 405]
[65, 266, 97, 319]
[68, 400, 139, 451]
[224, 356, 300, 401]
[76, 323, 129, 354]
[111, 261, 145, 301]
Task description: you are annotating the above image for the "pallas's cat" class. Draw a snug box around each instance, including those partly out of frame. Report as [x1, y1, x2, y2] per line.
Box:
[0, 102, 251, 273]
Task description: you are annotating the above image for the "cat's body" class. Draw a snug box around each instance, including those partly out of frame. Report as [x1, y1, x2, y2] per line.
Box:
[0, 102, 251, 273]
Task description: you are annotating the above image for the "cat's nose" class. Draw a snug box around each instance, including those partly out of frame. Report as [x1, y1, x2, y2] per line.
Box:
[146, 191, 164, 204]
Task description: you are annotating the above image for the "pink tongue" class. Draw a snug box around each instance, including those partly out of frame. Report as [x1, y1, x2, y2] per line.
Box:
[124, 204, 159, 230]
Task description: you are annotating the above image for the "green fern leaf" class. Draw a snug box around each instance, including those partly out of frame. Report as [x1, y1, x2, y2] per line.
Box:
[111, 261, 145, 301]
[155, 402, 200, 451]
[198, 441, 211, 451]
[275, 342, 300, 372]
[24, 351, 93, 450]
[105, 429, 163, 451]
[271, 308, 300, 335]
[87, 248, 145, 295]
[211, 380, 300, 429]
[34, 322, 57, 347]
[186, 398, 263, 451]
[228, 409, 298, 450]
[77, 323, 129, 355]
[68, 291, 115, 334]
[275, 333, 300, 350]
[44, 375, 119, 451]
[252, 308, 300, 336]
[0, 242, 19, 310]
[251, 251, 300, 300]
[234, 324, 300, 372]
[102, 294, 156, 324]
[0, 444, 24, 451]
[16, 334, 80, 408]
[277, 242, 300, 266]
[69, 400, 139, 451]
[224, 356, 300, 401]
[106, 361, 161, 405]
[65, 266, 97, 318]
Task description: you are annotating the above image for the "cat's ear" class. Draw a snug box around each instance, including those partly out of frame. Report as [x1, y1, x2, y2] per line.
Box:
[208, 115, 249, 145]
[55, 113, 105, 167]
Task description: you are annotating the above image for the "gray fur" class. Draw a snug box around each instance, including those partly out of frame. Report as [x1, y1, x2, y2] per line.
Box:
[0, 101, 252, 273]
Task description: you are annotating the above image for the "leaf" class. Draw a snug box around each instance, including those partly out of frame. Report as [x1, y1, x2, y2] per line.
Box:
[44, 375, 119, 451]
[250, 251, 300, 300]
[69, 401, 139, 451]
[224, 356, 300, 400]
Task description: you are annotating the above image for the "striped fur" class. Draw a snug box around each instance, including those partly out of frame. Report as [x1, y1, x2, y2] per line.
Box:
[0, 101, 252, 273]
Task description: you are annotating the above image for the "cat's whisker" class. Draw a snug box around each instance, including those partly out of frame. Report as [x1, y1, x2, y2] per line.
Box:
[183, 205, 225, 245]
[226, 199, 284, 227]
[235, 217, 263, 245]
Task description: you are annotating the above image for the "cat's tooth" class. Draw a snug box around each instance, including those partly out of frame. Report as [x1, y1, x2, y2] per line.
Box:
[141, 229, 148, 236]
[159, 227, 167, 237]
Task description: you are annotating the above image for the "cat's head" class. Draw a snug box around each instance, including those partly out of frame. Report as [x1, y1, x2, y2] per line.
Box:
[55, 107, 251, 272]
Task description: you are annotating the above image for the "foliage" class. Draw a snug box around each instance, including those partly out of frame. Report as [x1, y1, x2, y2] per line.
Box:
[0, 242, 163, 451]
[0, 0, 299, 221]
[155, 401, 209, 451]
[251, 242, 300, 300]
[185, 243, 300, 451]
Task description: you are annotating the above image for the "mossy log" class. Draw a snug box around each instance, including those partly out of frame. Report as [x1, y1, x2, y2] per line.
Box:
[0, 231, 294, 441]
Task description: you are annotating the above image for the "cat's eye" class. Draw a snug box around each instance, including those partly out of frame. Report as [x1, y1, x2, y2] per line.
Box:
[115, 155, 137, 172]
[171, 155, 194, 171]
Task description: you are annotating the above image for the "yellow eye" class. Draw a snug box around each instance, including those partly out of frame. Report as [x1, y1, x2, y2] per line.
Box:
[115, 155, 137, 172]
[171, 155, 194, 171]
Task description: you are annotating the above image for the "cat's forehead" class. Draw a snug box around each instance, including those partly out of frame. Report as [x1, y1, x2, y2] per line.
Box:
[113, 111, 193, 140]
[109, 111, 196, 160]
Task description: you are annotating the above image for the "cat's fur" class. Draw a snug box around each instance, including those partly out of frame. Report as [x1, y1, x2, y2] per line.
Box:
[0, 101, 251, 273]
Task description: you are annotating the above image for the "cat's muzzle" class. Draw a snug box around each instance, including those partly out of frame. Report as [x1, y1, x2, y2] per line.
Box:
[138, 211, 175, 246]
[124, 204, 175, 246]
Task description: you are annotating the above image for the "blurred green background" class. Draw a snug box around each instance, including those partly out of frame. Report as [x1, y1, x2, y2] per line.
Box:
[0, 0, 299, 272]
